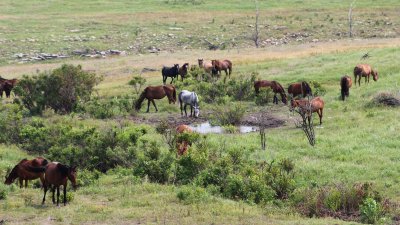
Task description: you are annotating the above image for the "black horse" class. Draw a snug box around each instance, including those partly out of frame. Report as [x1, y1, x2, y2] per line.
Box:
[162, 64, 179, 84]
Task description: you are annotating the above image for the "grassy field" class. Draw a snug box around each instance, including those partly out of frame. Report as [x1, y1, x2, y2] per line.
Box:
[1, 1, 400, 224]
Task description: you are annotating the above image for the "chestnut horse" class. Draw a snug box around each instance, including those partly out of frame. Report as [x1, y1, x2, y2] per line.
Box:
[340, 75, 353, 101]
[4, 157, 48, 188]
[36, 162, 77, 206]
[176, 125, 193, 156]
[198, 59, 213, 73]
[353, 64, 378, 86]
[290, 97, 324, 125]
[288, 81, 312, 98]
[254, 80, 287, 104]
[135, 85, 176, 112]
[211, 59, 232, 78]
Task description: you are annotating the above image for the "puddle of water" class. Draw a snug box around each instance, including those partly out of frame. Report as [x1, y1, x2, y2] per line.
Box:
[189, 122, 258, 134]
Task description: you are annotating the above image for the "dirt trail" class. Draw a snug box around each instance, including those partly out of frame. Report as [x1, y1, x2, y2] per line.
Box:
[1, 38, 399, 79]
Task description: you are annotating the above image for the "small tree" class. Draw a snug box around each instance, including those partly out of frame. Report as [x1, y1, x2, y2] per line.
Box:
[256, 109, 269, 150]
[128, 72, 146, 95]
[291, 97, 316, 146]
[252, 0, 260, 47]
[348, 0, 357, 38]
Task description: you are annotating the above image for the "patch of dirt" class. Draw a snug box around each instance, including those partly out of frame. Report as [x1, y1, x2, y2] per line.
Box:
[241, 112, 286, 128]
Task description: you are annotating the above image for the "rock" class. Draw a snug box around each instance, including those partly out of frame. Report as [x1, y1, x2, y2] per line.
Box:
[168, 33, 174, 37]
[169, 27, 183, 30]
[312, 39, 319, 43]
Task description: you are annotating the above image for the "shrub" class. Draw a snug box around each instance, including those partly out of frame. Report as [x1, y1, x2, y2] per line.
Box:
[264, 159, 296, 199]
[255, 88, 273, 106]
[360, 198, 382, 224]
[60, 192, 75, 203]
[177, 185, 209, 204]
[0, 104, 24, 143]
[370, 92, 400, 107]
[0, 184, 7, 200]
[77, 169, 101, 187]
[209, 103, 246, 126]
[309, 80, 326, 96]
[14, 64, 102, 115]
[128, 75, 146, 95]
[225, 73, 257, 101]
[175, 148, 208, 184]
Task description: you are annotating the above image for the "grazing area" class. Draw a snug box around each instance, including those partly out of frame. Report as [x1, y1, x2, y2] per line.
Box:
[0, 1, 400, 224]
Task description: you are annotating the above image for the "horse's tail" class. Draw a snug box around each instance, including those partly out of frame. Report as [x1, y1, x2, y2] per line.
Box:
[172, 86, 177, 103]
[340, 76, 349, 101]
[302, 81, 312, 97]
[26, 165, 46, 173]
[135, 88, 147, 111]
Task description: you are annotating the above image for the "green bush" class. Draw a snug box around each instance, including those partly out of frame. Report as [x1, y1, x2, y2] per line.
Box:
[209, 103, 246, 126]
[0, 104, 24, 143]
[309, 80, 326, 96]
[60, 192, 75, 203]
[255, 88, 273, 106]
[360, 198, 382, 224]
[176, 148, 209, 184]
[0, 184, 8, 200]
[77, 169, 101, 187]
[177, 185, 209, 204]
[14, 64, 102, 115]
[264, 159, 296, 199]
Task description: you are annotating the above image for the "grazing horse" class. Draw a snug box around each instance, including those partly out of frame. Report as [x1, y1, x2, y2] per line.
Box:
[211, 59, 232, 78]
[290, 97, 324, 125]
[135, 85, 176, 112]
[340, 75, 353, 101]
[4, 157, 48, 188]
[178, 90, 200, 118]
[288, 81, 312, 98]
[39, 162, 77, 206]
[353, 64, 378, 86]
[0, 77, 18, 98]
[175, 125, 193, 156]
[198, 59, 213, 73]
[254, 80, 287, 104]
[178, 63, 189, 81]
[162, 64, 179, 84]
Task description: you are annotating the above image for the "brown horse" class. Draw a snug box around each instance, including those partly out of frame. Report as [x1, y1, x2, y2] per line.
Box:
[198, 59, 213, 73]
[178, 63, 189, 81]
[36, 162, 77, 206]
[211, 59, 232, 78]
[254, 80, 287, 104]
[340, 75, 353, 101]
[353, 64, 378, 86]
[288, 81, 312, 99]
[4, 157, 48, 188]
[175, 125, 193, 156]
[135, 85, 176, 112]
[290, 97, 324, 125]
[0, 77, 18, 98]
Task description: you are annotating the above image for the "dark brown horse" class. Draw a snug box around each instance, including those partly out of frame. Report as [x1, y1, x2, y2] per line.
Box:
[135, 85, 177, 112]
[254, 80, 287, 104]
[290, 97, 324, 125]
[288, 81, 312, 99]
[340, 75, 353, 101]
[0, 77, 18, 98]
[211, 59, 232, 78]
[38, 162, 77, 206]
[4, 157, 48, 188]
[178, 63, 189, 81]
[353, 64, 378, 86]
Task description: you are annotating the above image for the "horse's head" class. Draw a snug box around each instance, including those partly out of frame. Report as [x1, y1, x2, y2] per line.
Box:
[67, 166, 78, 189]
[174, 64, 179, 71]
[372, 69, 378, 81]
[282, 94, 288, 105]
[198, 59, 203, 67]
[194, 105, 200, 118]
[4, 166, 18, 185]
[289, 98, 297, 112]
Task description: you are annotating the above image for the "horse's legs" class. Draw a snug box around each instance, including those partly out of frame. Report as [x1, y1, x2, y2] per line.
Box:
[180, 101, 183, 116]
[146, 100, 151, 113]
[273, 94, 278, 104]
[319, 109, 323, 125]
[190, 105, 193, 117]
[63, 185, 67, 206]
[52, 187, 56, 204]
[25, 179, 28, 188]
[152, 100, 158, 112]
[42, 185, 48, 205]
[163, 76, 166, 85]
[170, 77, 173, 84]
[19, 178, 23, 188]
[56, 186, 60, 206]
[184, 104, 188, 117]
[358, 75, 361, 86]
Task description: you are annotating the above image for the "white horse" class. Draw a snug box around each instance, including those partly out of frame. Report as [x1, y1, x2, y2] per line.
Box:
[178, 90, 200, 118]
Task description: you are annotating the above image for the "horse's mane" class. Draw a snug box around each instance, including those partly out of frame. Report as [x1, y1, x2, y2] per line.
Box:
[135, 88, 148, 111]
[57, 163, 70, 177]
[301, 81, 312, 96]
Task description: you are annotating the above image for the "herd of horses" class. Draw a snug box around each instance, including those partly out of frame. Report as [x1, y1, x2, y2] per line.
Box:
[3, 58, 378, 206]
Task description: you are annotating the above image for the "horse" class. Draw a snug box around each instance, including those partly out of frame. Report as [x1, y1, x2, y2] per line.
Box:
[254, 80, 287, 104]
[178, 63, 189, 81]
[162, 64, 179, 84]
[135, 85, 176, 112]
[38, 162, 77, 206]
[290, 97, 324, 125]
[175, 124, 193, 156]
[178, 90, 200, 118]
[0, 77, 18, 98]
[353, 64, 378, 86]
[4, 157, 48, 188]
[211, 59, 232, 78]
[340, 75, 353, 101]
[288, 81, 312, 99]
[198, 59, 213, 73]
